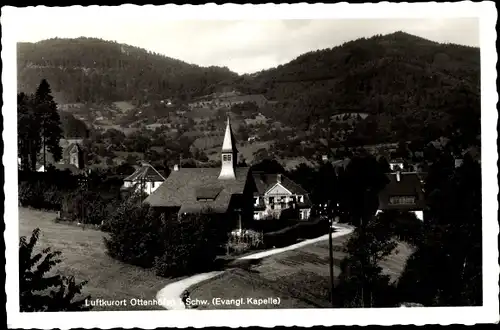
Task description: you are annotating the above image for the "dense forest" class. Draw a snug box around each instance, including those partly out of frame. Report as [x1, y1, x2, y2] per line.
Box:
[17, 37, 238, 104]
[234, 32, 480, 144]
[17, 32, 480, 146]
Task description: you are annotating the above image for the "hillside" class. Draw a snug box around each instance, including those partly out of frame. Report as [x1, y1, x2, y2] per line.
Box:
[230, 31, 481, 145]
[17, 37, 238, 104]
[17, 32, 481, 149]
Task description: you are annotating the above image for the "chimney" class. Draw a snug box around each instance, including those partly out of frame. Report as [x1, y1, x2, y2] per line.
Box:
[173, 164, 179, 171]
[396, 171, 401, 182]
[277, 174, 282, 183]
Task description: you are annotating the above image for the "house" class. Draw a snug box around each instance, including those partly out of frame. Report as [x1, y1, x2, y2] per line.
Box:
[37, 138, 85, 173]
[454, 158, 464, 168]
[252, 172, 312, 221]
[144, 117, 255, 230]
[376, 171, 426, 221]
[389, 158, 405, 172]
[122, 163, 166, 195]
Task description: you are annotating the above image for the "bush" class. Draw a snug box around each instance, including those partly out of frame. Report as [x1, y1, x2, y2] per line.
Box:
[19, 181, 63, 210]
[104, 201, 165, 268]
[19, 228, 91, 311]
[60, 189, 113, 226]
[154, 212, 232, 277]
[377, 210, 424, 246]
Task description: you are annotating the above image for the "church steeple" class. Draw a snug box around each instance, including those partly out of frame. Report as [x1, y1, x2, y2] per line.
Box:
[219, 117, 238, 180]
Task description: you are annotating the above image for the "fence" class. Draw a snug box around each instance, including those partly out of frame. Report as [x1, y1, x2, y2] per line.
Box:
[226, 229, 264, 255]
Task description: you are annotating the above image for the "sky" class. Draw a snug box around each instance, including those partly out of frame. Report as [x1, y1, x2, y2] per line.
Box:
[6, 6, 480, 74]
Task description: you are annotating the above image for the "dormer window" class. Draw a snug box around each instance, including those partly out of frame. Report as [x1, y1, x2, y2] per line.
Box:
[389, 196, 416, 205]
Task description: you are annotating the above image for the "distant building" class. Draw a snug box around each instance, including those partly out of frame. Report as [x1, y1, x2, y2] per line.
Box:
[122, 163, 166, 196]
[188, 94, 268, 109]
[37, 138, 85, 174]
[252, 172, 312, 221]
[454, 158, 464, 168]
[376, 171, 426, 221]
[389, 158, 405, 172]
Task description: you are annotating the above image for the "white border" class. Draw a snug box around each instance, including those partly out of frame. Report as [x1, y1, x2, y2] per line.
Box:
[3, 2, 498, 328]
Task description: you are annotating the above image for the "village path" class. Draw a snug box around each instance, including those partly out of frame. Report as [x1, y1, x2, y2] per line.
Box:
[155, 224, 354, 310]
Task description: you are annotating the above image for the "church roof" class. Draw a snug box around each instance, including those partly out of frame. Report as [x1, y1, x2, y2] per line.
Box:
[221, 117, 238, 153]
[144, 167, 250, 213]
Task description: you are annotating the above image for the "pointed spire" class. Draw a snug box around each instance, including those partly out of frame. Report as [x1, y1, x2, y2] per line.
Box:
[219, 116, 238, 180]
[221, 116, 238, 153]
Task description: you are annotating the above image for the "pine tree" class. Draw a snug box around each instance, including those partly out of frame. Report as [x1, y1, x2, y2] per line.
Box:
[17, 93, 42, 171]
[19, 228, 91, 311]
[334, 155, 391, 307]
[35, 79, 63, 167]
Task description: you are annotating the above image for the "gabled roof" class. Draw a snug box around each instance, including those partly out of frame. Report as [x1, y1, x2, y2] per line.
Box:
[144, 167, 250, 213]
[252, 172, 309, 196]
[378, 172, 426, 211]
[62, 143, 82, 158]
[124, 163, 166, 182]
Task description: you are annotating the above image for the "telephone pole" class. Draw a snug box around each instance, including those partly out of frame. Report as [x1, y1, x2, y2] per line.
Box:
[328, 199, 335, 307]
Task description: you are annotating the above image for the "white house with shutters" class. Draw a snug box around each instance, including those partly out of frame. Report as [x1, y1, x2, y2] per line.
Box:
[252, 172, 312, 221]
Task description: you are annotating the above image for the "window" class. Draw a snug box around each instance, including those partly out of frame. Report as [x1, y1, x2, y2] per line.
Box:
[254, 197, 258, 206]
[269, 197, 274, 209]
[222, 154, 232, 162]
[389, 196, 416, 205]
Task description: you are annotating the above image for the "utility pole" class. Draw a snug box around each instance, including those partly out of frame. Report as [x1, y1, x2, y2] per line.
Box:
[328, 214, 334, 307]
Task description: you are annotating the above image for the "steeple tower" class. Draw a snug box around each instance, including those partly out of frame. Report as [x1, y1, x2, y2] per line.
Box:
[218, 116, 238, 180]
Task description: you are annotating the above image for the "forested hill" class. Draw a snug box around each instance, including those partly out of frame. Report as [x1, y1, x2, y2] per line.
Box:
[231, 31, 480, 144]
[17, 37, 238, 104]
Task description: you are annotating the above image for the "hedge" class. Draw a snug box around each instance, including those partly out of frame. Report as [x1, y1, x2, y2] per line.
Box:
[104, 203, 232, 277]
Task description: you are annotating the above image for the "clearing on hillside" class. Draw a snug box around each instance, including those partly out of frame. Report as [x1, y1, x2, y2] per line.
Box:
[113, 101, 136, 113]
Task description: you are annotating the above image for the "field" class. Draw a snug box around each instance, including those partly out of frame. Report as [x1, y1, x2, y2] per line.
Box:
[190, 234, 413, 309]
[19, 207, 172, 311]
[97, 124, 139, 136]
[206, 141, 272, 163]
[112, 101, 136, 113]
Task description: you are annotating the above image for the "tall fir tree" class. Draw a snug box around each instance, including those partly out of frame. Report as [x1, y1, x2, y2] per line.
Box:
[334, 155, 391, 307]
[35, 79, 63, 168]
[17, 93, 41, 171]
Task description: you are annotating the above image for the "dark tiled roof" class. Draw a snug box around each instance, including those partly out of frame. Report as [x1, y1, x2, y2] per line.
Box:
[124, 163, 166, 182]
[144, 167, 250, 213]
[378, 172, 426, 211]
[252, 173, 309, 196]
